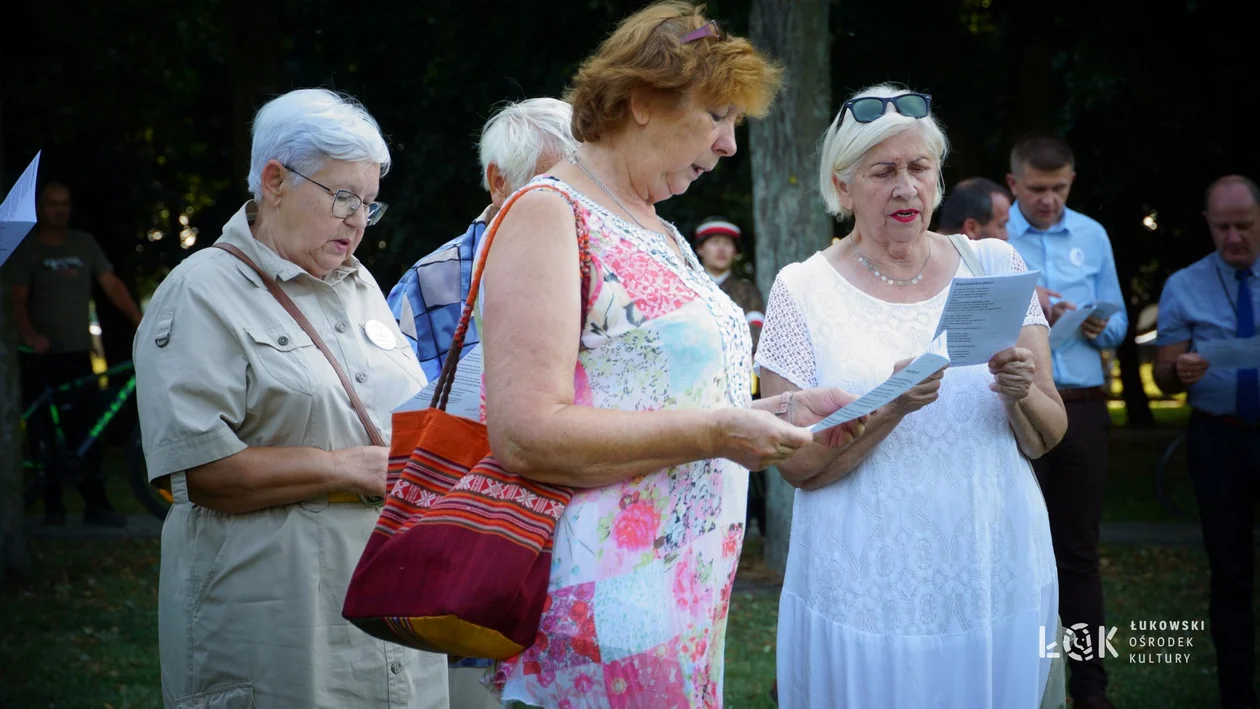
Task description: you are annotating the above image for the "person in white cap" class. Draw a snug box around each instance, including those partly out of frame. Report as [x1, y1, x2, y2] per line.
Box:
[695, 215, 766, 351]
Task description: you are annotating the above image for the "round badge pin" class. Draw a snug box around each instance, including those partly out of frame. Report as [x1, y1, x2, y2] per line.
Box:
[1069, 247, 1086, 267]
[364, 320, 396, 349]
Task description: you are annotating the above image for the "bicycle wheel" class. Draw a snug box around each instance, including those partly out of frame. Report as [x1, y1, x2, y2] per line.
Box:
[1154, 431, 1196, 521]
[127, 424, 171, 521]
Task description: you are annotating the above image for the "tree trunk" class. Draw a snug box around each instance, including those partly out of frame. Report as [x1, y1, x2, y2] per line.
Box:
[1116, 252, 1154, 426]
[1117, 330, 1152, 425]
[0, 88, 33, 584]
[750, 0, 832, 575]
[0, 273, 29, 585]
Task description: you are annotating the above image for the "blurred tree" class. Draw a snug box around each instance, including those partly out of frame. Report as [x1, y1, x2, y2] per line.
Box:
[749, 0, 832, 574]
[4, 0, 231, 383]
[1046, 0, 1253, 423]
[2, 0, 1255, 438]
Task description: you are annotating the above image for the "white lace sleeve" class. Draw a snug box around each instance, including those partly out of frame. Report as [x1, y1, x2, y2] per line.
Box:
[1010, 248, 1049, 329]
[754, 274, 817, 389]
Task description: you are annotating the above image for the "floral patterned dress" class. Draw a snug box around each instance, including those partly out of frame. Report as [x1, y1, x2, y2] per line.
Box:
[492, 176, 753, 708]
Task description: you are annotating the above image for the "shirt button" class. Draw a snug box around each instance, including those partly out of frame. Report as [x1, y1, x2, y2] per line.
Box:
[355, 372, 368, 383]
[335, 322, 348, 333]
[277, 335, 289, 346]
[390, 661, 402, 674]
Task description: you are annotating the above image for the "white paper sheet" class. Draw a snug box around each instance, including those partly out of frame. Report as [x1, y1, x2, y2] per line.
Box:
[397, 343, 483, 420]
[810, 334, 950, 432]
[1197, 336, 1260, 370]
[1048, 304, 1098, 348]
[931, 270, 1041, 365]
[0, 151, 41, 267]
[1047, 301, 1123, 348]
[1088, 301, 1123, 321]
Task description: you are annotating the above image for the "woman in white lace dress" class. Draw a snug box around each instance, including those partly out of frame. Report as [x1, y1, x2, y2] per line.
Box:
[755, 84, 1069, 708]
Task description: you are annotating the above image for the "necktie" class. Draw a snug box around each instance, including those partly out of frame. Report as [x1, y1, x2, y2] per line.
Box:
[1236, 269, 1258, 422]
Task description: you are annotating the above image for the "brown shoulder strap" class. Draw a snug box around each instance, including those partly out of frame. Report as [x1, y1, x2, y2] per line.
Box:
[214, 243, 386, 447]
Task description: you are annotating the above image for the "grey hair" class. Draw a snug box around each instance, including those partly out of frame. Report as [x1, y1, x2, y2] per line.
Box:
[247, 88, 391, 199]
[479, 98, 577, 193]
[817, 83, 949, 220]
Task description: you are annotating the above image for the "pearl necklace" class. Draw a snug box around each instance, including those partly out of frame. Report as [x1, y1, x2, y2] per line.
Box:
[855, 243, 931, 286]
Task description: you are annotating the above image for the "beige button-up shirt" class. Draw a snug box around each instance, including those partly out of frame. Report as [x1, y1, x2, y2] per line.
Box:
[134, 202, 448, 708]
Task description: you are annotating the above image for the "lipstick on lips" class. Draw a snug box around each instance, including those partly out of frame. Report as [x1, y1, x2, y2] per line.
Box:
[890, 209, 920, 223]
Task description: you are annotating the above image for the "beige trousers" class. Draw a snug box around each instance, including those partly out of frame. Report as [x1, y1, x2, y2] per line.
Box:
[159, 473, 449, 708]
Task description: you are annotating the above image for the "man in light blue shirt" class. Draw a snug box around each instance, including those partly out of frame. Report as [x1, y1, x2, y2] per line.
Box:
[1006, 132, 1125, 709]
[1154, 175, 1259, 709]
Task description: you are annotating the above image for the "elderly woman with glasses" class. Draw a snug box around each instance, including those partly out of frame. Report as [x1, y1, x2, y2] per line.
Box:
[134, 89, 448, 708]
[756, 83, 1068, 708]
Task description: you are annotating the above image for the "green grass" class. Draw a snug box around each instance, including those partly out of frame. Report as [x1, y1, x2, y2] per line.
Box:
[1108, 400, 1192, 428]
[0, 539, 163, 709]
[1104, 428, 1190, 524]
[725, 590, 780, 708]
[2, 402, 1229, 708]
[1098, 403, 1194, 524]
[2, 536, 1250, 707]
[724, 544, 1253, 708]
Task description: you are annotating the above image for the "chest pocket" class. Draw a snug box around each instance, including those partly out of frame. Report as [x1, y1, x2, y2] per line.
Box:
[370, 336, 427, 411]
[244, 324, 317, 395]
[378, 340, 421, 374]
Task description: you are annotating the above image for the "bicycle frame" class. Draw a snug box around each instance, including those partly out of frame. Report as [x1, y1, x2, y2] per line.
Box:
[20, 361, 137, 464]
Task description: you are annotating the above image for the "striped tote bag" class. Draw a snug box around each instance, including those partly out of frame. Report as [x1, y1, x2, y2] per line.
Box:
[342, 184, 587, 660]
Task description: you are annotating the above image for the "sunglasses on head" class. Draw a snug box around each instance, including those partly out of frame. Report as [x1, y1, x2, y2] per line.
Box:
[682, 19, 727, 43]
[838, 92, 932, 125]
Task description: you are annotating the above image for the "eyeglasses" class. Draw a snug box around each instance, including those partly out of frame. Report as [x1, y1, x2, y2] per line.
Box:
[838, 93, 932, 125]
[284, 165, 388, 226]
[682, 19, 727, 43]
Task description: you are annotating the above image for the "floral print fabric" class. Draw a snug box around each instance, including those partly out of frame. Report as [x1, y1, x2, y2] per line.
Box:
[494, 177, 753, 708]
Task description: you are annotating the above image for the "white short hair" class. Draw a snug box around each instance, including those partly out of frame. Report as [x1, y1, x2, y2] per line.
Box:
[479, 98, 577, 193]
[818, 83, 949, 220]
[247, 88, 391, 199]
